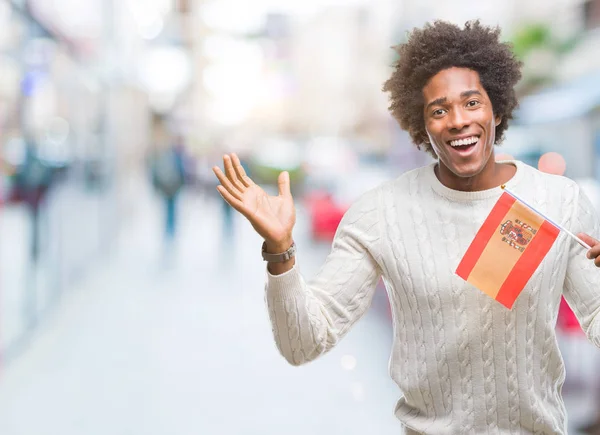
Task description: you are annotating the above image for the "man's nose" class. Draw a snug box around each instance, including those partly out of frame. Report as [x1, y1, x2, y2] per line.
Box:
[447, 108, 470, 130]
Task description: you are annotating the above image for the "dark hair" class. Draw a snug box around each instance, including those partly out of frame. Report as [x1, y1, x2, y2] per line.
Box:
[382, 20, 523, 157]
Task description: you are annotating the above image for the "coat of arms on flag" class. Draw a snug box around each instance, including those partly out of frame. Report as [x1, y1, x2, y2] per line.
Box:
[455, 188, 560, 309]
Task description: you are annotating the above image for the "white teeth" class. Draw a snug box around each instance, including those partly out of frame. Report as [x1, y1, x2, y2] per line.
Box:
[450, 136, 478, 147]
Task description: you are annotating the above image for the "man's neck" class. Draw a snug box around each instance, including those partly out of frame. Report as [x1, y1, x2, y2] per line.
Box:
[435, 161, 516, 192]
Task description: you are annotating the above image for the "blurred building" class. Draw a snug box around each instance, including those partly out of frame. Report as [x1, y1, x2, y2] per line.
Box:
[0, 0, 174, 361]
[186, 0, 401, 156]
[498, 0, 600, 180]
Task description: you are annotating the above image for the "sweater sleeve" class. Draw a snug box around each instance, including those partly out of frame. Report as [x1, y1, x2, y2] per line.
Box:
[264, 189, 383, 366]
[563, 185, 600, 346]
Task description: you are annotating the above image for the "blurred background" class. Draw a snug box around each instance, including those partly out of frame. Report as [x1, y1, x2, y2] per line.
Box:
[0, 0, 600, 434]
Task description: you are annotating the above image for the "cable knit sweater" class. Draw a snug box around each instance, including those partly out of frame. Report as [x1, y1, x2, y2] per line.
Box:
[265, 160, 600, 434]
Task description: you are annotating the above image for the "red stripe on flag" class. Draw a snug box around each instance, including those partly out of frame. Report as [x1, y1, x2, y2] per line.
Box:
[495, 220, 560, 309]
[456, 192, 516, 280]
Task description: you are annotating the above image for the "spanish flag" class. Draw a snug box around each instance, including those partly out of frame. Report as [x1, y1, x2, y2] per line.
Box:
[456, 189, 560, 309]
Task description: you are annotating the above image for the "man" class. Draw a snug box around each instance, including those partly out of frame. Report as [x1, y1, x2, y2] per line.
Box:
[213, 20, 600, 434]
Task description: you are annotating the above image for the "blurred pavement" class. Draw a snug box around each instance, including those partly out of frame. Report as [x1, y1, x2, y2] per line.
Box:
[0, 186, 401, 435]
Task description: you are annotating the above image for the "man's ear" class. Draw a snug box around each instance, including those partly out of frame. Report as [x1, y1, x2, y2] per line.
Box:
[495, 116, 502, 126]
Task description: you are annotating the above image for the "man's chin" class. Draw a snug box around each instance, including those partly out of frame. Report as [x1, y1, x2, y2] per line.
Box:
[445, 160, 485, 179]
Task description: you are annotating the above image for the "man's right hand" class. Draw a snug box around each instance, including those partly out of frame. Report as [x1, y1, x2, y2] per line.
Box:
[213, 153, 296, 253]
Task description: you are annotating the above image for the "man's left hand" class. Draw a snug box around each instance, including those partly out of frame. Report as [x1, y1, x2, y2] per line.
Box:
[578, 233, 600, 267]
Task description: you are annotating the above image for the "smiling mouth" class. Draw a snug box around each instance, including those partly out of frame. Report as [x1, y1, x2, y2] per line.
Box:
[447, 135, 480, 152]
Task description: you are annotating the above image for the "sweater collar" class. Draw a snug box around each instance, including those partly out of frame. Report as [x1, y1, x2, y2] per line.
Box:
[425, 159, 524, 202]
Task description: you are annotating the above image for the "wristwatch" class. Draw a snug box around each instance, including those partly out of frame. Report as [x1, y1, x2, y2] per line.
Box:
[262, 241, 296, 262]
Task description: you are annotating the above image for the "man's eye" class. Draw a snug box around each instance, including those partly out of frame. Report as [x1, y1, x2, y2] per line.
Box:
[433, 109, 445, 116]
[467, 100, 480, 107]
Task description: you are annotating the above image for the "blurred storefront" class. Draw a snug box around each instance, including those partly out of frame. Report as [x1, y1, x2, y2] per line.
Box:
[0, 0, 153, 362]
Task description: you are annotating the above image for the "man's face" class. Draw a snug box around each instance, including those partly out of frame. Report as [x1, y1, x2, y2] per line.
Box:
[422, 67, 500, 178]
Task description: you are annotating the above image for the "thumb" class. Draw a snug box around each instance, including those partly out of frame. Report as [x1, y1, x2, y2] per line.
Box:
[578, 232, 598, 248]
[278, 171, 291, 197]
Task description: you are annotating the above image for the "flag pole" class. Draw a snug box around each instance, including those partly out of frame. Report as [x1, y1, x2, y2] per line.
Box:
[501, 185, 592, 250]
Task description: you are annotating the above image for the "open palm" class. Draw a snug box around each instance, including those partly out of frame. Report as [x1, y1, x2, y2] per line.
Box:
[213, 153, 296, 244]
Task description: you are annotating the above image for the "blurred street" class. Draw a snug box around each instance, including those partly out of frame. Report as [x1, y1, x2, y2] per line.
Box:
[2, 0, 600, 433]
[0, 182, 402, 435]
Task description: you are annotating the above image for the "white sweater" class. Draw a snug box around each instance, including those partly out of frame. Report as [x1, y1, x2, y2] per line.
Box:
[265, 160, 600, 434]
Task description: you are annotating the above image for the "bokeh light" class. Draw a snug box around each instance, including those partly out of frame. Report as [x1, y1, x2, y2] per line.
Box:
[538, 151, 567, 176]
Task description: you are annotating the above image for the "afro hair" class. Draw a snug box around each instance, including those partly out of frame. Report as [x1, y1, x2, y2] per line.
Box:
[382, 20, 523, 157]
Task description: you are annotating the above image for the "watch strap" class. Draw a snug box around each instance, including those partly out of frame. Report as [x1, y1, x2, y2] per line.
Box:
[262, 241, 296, 262]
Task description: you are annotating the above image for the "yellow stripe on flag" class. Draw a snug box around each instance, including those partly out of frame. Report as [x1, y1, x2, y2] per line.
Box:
[466, 200, 546, 298]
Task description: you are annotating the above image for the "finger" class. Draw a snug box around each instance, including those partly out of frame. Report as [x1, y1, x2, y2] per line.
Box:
[578, 233, 600, 259]
[213, 166, 243, 201]
[231, 153, 254, 188]
[278, 171, 291, 197]
[216, 185, 248, 217]
[595, 256, 600, 268]
[223, 155, 246, 192]
[579, 232, 599, 248]
[589, 245, 600, 260]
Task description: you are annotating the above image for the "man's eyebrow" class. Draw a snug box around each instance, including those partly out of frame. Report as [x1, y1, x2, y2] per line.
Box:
[461, 89, 482, 98]
[425, 90, 482, 111]
[425, 97, 446, 111]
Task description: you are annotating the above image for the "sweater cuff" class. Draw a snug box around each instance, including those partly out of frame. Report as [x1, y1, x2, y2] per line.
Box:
[265, 264, 307, 300]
